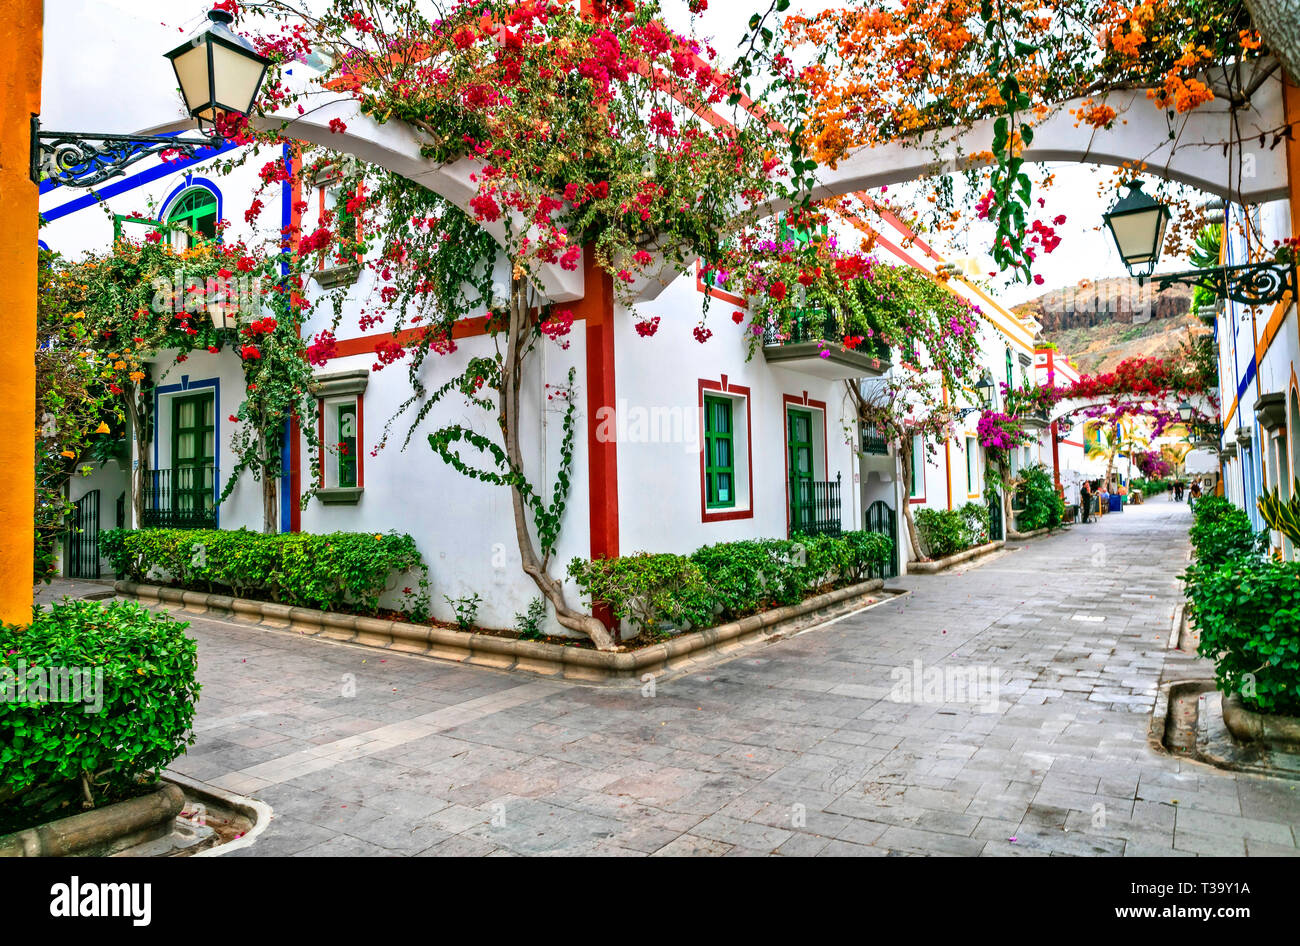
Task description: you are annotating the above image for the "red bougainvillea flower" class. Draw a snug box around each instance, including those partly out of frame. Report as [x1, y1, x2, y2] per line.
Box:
[731, 310, 744, 324]
[240, 344, 261, 360]
[768, 280, 787, 301]
[635, 316, 661, 337]
[693, 325, 713, 343]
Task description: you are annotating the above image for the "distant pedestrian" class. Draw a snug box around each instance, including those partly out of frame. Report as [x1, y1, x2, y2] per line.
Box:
[1080, 481, 1092, 523]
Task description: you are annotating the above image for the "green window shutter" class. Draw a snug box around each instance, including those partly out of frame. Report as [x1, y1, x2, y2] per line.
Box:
[166, 187, 219, 247]
[910, 434, 924, 497]
[704, 395, 736, 509]
[1005, 347, 1014, 392]
[337, 402, 358, 488]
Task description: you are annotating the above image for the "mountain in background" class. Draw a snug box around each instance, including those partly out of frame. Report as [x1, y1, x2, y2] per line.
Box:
[1012, 277, 1202, 375]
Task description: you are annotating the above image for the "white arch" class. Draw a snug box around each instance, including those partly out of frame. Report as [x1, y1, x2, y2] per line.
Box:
[142, 67, 1290, 306]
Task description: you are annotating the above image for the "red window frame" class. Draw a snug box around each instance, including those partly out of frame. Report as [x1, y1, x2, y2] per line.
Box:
[699, 376, 754, 523]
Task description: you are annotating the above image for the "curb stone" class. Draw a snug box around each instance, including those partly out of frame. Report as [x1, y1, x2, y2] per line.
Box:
[115, 578, 889, 682]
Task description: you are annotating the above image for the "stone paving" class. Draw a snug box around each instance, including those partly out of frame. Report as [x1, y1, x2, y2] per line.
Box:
[46, 497, 1300, 855]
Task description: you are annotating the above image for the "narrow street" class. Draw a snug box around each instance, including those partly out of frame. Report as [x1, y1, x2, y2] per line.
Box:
[72, 498, 1299, 856]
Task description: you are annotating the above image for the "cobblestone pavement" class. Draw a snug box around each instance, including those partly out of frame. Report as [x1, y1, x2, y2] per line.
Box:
[48, 497, 1300, 856]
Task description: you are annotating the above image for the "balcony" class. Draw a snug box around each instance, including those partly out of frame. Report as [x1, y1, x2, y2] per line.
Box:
[790, 473, 843, 537]
[1020, 408, 1051, 431]
[861, 424, 889, 456]
[140, 466, 218, 530]
[763, 310, 889, 381]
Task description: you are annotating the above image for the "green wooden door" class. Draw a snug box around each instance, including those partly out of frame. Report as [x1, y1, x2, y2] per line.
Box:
[788, 409, 814, 532]
[171, 392, 215, 522]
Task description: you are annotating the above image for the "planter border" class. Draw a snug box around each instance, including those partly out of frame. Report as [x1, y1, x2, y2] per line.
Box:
[1007, 527, 1052, 541]
[164, 770, 273, 858]
[115, 578, 888, 682]
[1221, 693, 1300, 749]
[908, 540, 1004, 574]
[0, 782, 183, 858]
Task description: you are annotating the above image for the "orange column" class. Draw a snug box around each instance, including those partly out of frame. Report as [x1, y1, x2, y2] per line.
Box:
[1287, 78, 1300, 361]
[0, 2, 42, 623]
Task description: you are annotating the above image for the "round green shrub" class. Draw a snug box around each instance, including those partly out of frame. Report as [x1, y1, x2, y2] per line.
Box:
[0, 599, 199, 833]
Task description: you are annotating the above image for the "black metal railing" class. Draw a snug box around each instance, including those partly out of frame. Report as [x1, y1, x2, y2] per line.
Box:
[987, 489, 1004, 541]
[862, 424, 889, 455]
[764, 309, 889, 359]
[791, 472, 842, 537]
[140, 466, 218, 530]
[66, 489, 100, 579]
[864, 499, 899, 579]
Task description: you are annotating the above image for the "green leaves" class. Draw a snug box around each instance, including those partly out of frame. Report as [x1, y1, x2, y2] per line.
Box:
[1189, 497, 1267, 567]
[0, 600, 198, 833]
[1258, 479, 1300, 546]
[1186, 556, 1300, 715]
[98, 527, 429, 617]
[568, 530, 893, 636]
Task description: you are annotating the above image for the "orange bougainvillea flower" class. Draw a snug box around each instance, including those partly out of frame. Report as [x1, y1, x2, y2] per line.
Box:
[94, 422, 110, 434]
[128, 371, 146, 382]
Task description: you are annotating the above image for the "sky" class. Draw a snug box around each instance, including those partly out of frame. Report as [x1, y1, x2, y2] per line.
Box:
[45, 0, 1210, 306]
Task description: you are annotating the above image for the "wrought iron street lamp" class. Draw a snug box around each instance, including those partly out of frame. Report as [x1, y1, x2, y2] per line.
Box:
[1103, 182, 1169, 279]
[1178, 400, 1195, 424]
[31, 9, 268, 189]
[973, 370, 996, 408]
[1103, 180, 1297, 307]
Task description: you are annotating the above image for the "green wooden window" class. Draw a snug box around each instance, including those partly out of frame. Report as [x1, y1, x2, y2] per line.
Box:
[788, 409, 815, 529]
[336, 402, 358, 488]
[166, 187, 218, 248]
[910, 433, 924, 498]
[704, 395, 736, 509]
[1005, 346, 1014, 393]
[171, 392, 215, 516]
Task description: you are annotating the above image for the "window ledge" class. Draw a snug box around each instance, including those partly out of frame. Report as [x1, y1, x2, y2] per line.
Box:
[317, 486, 363, 505]
[312, 262, 360, 290]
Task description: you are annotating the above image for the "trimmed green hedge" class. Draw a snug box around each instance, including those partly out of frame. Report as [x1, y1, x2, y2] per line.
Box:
[1187, 499, 1265, 567]
[1186, 557, 1300, 715]
[915, 502, 989, 558]
[0, 600, 199, 833]
[100, 528, 429, 616]
[1016, 464, 1065, 532]
[1131, 477, 1171, 496]
[568, 530, 893, 635]
[1182, 494, 1295, 715]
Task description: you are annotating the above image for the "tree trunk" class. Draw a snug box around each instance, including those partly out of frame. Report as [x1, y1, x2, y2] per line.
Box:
[500, 279, 616, 651]
[258, 426, 277, 534]
[898, 441, 925, 561]
[125, 384, 148, 529]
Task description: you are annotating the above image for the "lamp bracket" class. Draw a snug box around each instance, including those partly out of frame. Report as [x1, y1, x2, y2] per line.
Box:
[31, 116, 225, 189]
[1141, 260, 1297, 308]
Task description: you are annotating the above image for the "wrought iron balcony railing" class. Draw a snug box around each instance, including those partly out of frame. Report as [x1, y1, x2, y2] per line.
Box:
[763, 309, 890, 360]
[140, 466, 218, 530]
[862, 424, 889, 456]
[790, 473, 843, 538]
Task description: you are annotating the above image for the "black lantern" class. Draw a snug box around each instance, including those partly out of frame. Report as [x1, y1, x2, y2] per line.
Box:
[1177, 400, 1195, 423]
[973, 370, 996, 408]
[32, 7, 271, 188]
[1103, 181, 1171, 279]
[165, 9, 271, 134]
